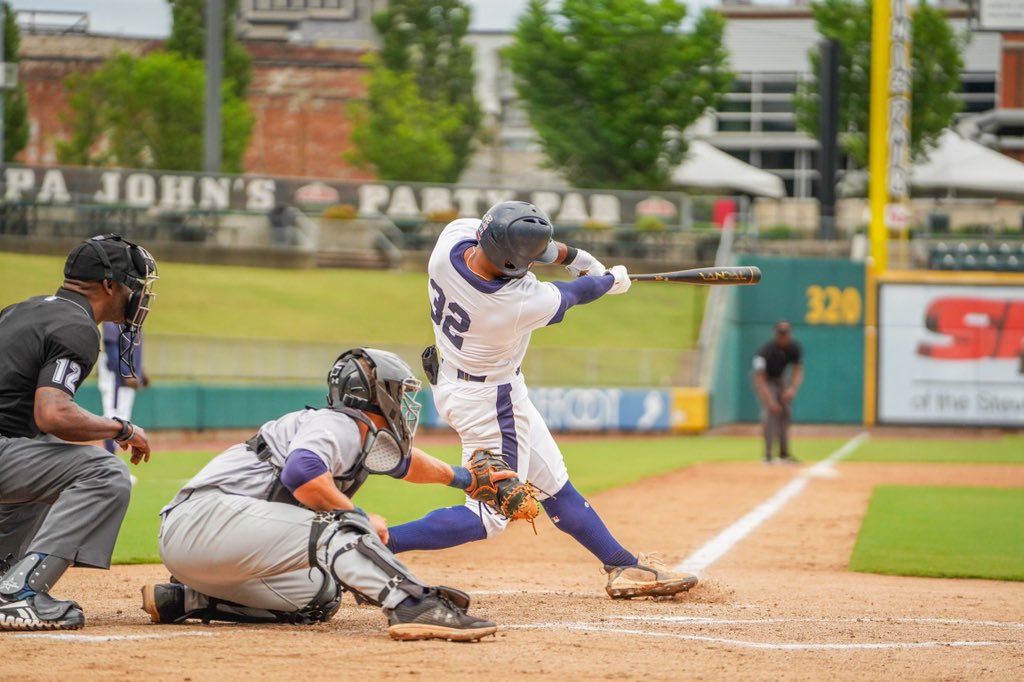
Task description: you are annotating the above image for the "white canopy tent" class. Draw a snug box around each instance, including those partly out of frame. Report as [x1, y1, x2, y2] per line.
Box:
[670, 140, 787, 199]
[911, 129, 1024, 198]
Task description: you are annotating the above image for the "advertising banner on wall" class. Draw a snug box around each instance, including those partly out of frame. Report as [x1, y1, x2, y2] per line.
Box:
[1, 165, 687, 228]
[877, 282, 1024, 426]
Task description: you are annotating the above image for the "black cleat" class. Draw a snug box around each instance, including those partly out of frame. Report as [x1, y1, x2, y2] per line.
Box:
[0, 592, 85, 631]
[141, 582, 186, 624]
[386, 588, 496, 642]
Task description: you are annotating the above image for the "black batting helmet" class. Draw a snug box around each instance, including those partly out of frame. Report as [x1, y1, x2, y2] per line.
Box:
[476, 201, 558, 278]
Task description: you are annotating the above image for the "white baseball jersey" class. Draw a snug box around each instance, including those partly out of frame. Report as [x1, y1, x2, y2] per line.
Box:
[427, 219, 563, 378]
[426, 219, 580, 537]
[161, 408, 362, 513]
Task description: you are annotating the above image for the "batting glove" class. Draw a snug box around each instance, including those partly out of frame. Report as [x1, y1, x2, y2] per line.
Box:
[607, 265, 632, 295]
[565, 248, 606, 277]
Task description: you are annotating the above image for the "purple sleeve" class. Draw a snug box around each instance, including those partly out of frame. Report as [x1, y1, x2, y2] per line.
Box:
[548, 274, 615, 325]
[280, 448, 329, 492]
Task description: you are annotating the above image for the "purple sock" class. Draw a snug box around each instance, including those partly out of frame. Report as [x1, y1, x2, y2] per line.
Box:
[387, 506, 487, 553]
[543, 480, 636, 568]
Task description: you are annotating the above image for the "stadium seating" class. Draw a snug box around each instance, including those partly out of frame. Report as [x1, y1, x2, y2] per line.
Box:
[928, 240, 1024, 272]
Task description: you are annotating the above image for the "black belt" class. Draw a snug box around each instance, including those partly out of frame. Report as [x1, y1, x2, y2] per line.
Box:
[455, 367, 520, 382]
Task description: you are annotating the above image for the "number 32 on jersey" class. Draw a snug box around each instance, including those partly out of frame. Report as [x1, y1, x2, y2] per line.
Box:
[430, 279, 472, 349]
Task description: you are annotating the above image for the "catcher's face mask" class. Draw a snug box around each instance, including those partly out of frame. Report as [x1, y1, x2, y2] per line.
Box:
[327, 348, 422, 477]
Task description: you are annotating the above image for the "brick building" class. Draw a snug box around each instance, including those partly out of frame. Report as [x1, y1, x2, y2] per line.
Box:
[16, 32, 375, 181]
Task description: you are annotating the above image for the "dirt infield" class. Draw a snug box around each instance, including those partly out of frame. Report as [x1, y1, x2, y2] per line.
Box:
[5, 456, 1024, 681]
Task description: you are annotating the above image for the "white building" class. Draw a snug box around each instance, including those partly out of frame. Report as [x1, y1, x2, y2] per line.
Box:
[464, 1, 1004, 199]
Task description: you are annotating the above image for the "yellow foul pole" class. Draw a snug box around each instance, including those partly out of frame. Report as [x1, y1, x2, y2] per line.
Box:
[868, 0, 891, 275]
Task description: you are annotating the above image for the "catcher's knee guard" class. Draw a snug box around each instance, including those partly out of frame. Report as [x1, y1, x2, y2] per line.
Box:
[313, 511, 427, 610]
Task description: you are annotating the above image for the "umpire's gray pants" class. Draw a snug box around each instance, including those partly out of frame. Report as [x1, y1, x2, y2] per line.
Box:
[0, 434, 132, 568]
[159, 490, 419, 613]
[760, 381, 792, 458]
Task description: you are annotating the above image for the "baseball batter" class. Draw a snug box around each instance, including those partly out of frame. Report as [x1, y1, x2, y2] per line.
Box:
[143, 349, 497, 641]
[0, 234, 157, 630]
[387, 201, 698, 599]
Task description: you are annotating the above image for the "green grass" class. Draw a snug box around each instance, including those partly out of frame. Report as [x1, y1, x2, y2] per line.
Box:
[114, 435, 848, 564]
[848, 435, 1024, 464]
[116, 452, 218, 564]
[850, 485, 1024, 581]
[0, 252, 706, 350]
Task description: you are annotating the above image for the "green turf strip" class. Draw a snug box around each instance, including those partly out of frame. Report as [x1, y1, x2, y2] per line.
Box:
[848, 435, 1024, 464]
[849, 485, 1024, 582]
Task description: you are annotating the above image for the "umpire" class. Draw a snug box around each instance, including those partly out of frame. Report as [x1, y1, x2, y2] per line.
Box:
[0, 234, 158, 631]
[752, 320, 803, 464]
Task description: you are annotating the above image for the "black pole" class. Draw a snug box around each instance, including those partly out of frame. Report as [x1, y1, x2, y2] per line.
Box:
[204, 0, 224, 173]
[817, 38, 841, 240]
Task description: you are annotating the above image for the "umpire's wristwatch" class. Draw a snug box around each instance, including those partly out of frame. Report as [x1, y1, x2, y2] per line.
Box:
[112, 416, 135, 442]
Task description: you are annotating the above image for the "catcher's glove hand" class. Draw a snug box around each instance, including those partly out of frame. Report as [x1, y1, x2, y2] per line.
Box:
[466, 448, 540, 523]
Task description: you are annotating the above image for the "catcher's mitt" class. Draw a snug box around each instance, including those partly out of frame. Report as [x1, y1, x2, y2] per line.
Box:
[466, 448, 540, 523]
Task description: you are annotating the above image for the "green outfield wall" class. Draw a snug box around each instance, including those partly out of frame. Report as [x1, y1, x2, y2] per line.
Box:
[710, 255, 866, 425]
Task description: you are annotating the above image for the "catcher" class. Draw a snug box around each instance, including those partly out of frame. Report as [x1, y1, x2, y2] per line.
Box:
[142, 348, 531, 641]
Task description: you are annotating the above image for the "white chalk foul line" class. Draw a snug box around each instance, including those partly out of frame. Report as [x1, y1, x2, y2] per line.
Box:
[609, 615, 1024, 629]
[15, 631, 218, 642]
[470, 589, 602, 597]
[507, 622, 1002, 651]
[677, 431, 870, 575]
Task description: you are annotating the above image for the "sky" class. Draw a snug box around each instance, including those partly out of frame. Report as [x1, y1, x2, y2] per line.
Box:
[8, 0, 768, 37]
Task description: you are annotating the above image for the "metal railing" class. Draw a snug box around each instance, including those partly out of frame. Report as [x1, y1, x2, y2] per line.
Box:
[140, 335, 699, 388]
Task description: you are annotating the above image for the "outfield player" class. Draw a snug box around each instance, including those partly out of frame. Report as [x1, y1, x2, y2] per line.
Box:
[142, 349, 497, 641]
[98, 321, 149, 454]
[0, 234, 157, 630]
[387, 201, 698, 599]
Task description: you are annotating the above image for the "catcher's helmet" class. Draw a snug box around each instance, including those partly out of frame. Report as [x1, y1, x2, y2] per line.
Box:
[327, 348, 422, 457]
[476, 201, 558, 278]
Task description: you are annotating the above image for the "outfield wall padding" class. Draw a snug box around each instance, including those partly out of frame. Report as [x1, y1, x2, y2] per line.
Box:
[76, 384, 707, 433]
[710, 255, 866, 425]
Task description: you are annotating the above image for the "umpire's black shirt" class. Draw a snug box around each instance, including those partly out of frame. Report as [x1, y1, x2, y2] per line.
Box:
[0, 288, 100, 438]
[754, 339, 803, 381]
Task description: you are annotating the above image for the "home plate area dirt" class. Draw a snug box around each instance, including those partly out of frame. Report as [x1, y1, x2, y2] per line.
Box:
[5, 461, 1024, 681]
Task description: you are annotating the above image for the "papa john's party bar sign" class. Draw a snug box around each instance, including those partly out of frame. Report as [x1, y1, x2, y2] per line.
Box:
[2, 165, 689, 227]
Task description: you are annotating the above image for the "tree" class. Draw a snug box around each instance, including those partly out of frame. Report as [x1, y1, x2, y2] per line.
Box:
[3, 2, 29, 162]
[348, 59, 462, 182]
[505, 0, 732, 189]
[166, 0, 252, 98]
[350, 0, 482, 182]
[793, 0, 965, 168]
[57, 51, 253, 172]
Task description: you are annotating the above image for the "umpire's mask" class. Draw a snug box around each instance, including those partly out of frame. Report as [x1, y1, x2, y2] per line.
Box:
[326, 348, 422, 476]
[64, 233, 158, 378]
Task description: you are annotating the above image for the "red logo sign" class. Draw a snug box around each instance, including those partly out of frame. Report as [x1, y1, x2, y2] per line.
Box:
[918, 297, 1024, 360]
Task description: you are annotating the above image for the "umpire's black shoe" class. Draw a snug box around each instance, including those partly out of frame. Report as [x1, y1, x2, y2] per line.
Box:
[386, 588, 497, 642]
[0, 592, 85, 631]
[141, 582, 186, 624]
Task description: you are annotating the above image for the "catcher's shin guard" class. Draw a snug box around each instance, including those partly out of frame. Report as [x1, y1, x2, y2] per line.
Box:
[314, 511, 428, 609]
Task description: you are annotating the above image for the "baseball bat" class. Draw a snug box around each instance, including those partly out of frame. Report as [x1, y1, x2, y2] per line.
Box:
[628, 265, 762, 285]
